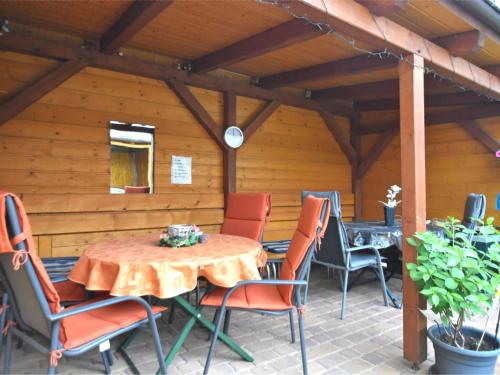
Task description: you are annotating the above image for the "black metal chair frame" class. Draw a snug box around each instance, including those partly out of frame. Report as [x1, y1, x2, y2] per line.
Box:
[203, 199, 329, 375]
[1, 195, 167, 375]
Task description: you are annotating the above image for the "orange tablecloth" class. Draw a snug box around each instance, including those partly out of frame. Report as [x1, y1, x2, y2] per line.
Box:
[68, 234, 266, 299]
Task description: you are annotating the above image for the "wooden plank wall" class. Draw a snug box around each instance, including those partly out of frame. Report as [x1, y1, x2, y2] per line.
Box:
[0, 51, 353, 256]
[361, 117, 500, 221]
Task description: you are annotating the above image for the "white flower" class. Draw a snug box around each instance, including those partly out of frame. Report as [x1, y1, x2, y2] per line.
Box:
[391, 185, 401, 193]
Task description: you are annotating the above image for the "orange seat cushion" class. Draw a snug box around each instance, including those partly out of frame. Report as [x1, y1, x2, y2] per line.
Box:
[61, 299, 166, 349]
[201, 284, 291, 311]
[54, 280, 86, 302]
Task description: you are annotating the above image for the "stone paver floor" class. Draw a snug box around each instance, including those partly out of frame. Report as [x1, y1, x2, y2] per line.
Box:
[6, 266, 499, 374]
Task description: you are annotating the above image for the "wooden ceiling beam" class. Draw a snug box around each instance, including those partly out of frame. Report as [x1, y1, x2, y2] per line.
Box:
[259, 53, 396, 89]
[0, 33, 356, 117]
[100, 0, 173, 54]
[0, 60, 86, 126]
[242, 100, 281, 141]
[280, 0, 500, 99]
[356, 127, 399, 178]
[458, 120, 499, 154]
[166, 79, 225, 149]
[359, 104, 500, 134]
[355, 92, 492, 111]
[433, 30, 486, 57]
[192, 18, 325, 74]
[312, 77, 446, 101]
[319, 111, 357, 165]
[355, 0, 409, 16]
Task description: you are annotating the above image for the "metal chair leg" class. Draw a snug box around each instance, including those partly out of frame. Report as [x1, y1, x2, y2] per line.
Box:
[297, 310, 308, 375]
[203, 307, 226, 375]
[289, 309, 296, 344]
[340, 270, 349, 320]
[376, 265, 389, 307]
[106, 350, 114, 366]
[0, 293, 8, 354]
[148, 316, 167, 375]
[168, 299, 176, 324]
[3, 322, 13, 374]
[223, 310, 232, 335]
[101, 350, 112, 375]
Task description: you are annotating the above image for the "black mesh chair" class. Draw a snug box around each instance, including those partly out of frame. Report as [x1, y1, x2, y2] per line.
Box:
[462, 193, 486, 230]
[301, 191, 388, 319]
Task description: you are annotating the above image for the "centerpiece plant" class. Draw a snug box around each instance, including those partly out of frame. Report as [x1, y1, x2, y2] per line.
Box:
[406, 217, 500, 374]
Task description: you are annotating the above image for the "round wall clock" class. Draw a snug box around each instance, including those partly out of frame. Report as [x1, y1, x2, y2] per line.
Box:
[224, 126, 244, 149]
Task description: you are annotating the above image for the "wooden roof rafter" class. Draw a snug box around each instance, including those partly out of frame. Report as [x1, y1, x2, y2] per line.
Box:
[355, 91, 492, 111]
[191, 18, 327, 74]
[359, 104, 500, 134]
[433, 30, 486, 58]
[355, 0, 409, 17]
[100, 0, 173, 54]
[258, 53, 396, 89]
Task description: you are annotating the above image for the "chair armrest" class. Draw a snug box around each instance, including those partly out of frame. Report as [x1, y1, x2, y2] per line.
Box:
[49, 295, 155, 322]
[51, 277, 69, 283]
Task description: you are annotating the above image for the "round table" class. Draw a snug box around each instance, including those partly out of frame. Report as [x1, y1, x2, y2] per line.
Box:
[68, 233, 266, 299]
[69, 233, 264, 369]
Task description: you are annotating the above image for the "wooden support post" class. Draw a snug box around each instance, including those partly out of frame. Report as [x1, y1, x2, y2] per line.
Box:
[223, 91, 237, 206]
[349, 116, 362, 219]
[399, 54, 427, 365]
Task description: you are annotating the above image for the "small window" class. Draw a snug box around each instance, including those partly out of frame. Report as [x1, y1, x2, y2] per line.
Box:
[109, 121, 155, 194]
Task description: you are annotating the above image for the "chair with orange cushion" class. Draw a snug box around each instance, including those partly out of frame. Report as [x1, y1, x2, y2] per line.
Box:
[220, 192, 271, 241]
[0, 193, 167, 375]
[201, 195, 330, 375]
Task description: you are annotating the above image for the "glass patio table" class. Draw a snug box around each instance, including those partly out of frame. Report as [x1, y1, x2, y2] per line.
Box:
[68, 233, 267, 372]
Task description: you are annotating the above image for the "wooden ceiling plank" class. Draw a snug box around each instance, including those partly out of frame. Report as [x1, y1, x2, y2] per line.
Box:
[433, 30, 486, 57]
[242, 100, 281, 141]
[319, 110, 358, 165]
[355, 91, 492, 111]
[458, 120, 499, 154]
[0, 33, 356, 117]
[0, 60, 86, 127]
[166, 79, 225, 149]
[355, 0, 409, 16]
[356, 127, 399, 178]
[259, 53, 396, 89]
[100, 0, 173, 54]
[192, 18, 325, 73]
[359, 103, 500, 134]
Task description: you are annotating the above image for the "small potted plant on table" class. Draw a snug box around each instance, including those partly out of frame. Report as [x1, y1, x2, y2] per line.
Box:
[407, 217, 500, 374]
[379, 184, 401, 226]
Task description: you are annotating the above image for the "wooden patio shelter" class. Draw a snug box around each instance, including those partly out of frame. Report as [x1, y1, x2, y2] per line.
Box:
[0, 0, 499, 367]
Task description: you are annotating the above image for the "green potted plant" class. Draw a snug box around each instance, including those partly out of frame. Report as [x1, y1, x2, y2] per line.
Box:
[406, 217, 500, 374]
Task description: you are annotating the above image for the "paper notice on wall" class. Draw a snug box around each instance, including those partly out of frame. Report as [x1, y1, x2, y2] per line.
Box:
[171, 155, 192, 184]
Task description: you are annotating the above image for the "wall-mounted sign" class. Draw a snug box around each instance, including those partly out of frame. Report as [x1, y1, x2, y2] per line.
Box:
[171, 155, 192, 184]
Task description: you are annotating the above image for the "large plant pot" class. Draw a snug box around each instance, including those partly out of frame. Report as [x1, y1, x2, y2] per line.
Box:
[384, 206, 395, 226]
[428, 324, 500, 374]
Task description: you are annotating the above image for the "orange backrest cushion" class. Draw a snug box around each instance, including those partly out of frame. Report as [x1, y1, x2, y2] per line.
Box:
[278, 195, 329, 304]
[221, 193, 271, 241]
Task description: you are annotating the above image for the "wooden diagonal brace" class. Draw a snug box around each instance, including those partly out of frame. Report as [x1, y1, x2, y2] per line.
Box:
[356, 127, 399, 179]
[0, 60, 86, 127]
[242, 100, 281, 141]
[166, 79, 225, 150]
[458, 120, 499, 154]
[319, 111, 357, 165]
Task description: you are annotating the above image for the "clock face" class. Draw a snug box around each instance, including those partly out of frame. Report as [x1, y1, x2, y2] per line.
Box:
[224, 126, 244, 149]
